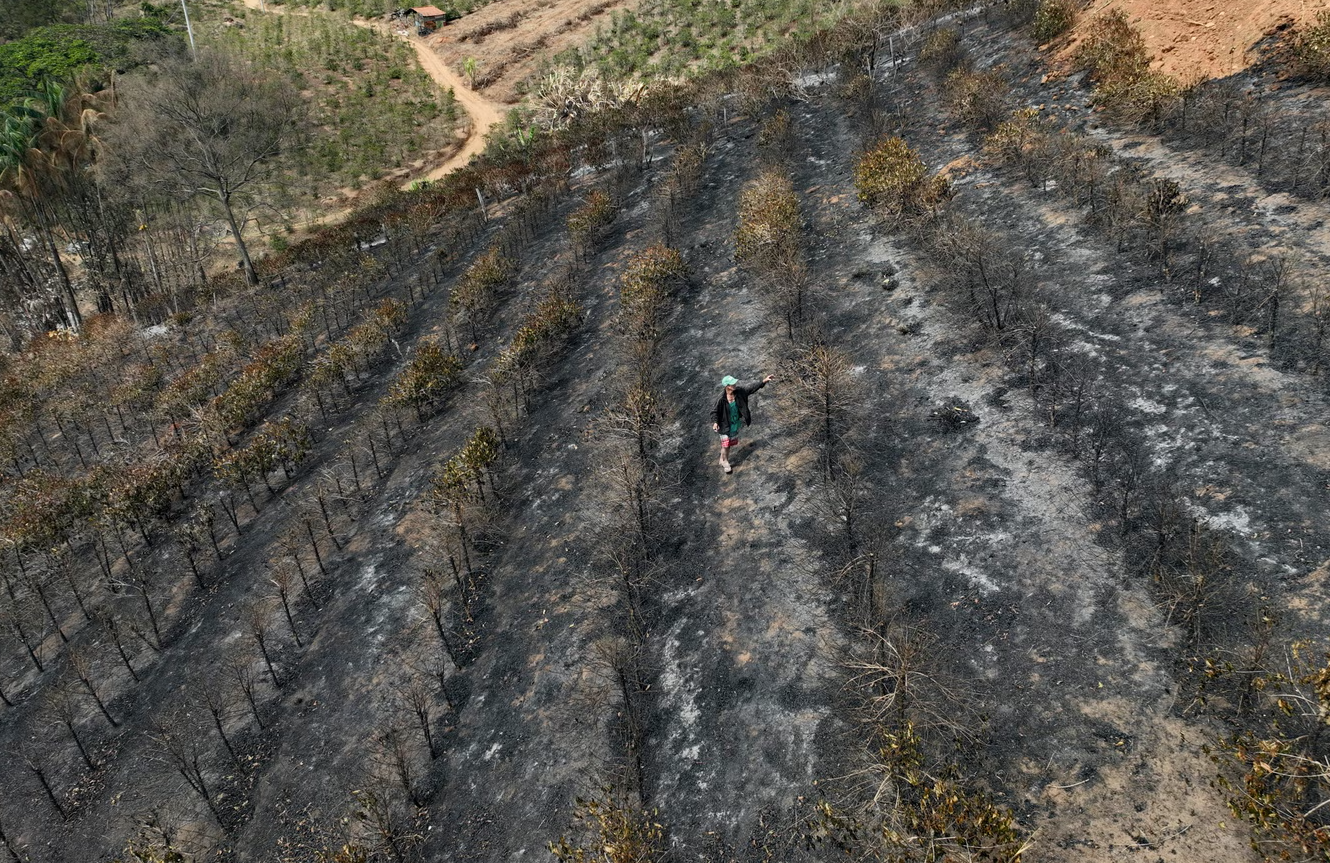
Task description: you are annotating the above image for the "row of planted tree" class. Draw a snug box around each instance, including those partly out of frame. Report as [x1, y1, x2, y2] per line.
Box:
[14, 0, 1297, 856]
[0, 62, 756, 857]
[730, 84, 1030, 857]
[865, 10, 1330, 859]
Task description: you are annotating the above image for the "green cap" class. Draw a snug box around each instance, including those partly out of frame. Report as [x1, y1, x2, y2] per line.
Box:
[721, 375, 738, 386]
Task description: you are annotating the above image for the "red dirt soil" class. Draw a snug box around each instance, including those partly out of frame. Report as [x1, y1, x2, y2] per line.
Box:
[1061, 0, 1330, 82]
[423, 0, 631, 103]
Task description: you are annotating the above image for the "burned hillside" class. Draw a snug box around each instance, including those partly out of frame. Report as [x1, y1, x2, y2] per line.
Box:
[2, 3, 1330, 862]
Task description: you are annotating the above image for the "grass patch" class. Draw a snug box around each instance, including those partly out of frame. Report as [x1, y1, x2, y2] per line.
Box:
[551, 0, 878, 84]
[204, 9, 458, 199]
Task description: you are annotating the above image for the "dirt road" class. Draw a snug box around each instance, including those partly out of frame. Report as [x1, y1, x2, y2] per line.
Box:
[238, 0, 507, 186]
[389, 28, 506, 181]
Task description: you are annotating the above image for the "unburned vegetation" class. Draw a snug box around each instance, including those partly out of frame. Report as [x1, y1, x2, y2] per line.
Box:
[6, 1, 1330, 862]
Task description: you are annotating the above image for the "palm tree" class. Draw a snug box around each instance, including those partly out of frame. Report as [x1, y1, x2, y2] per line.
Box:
[0, 96, 83, 330]
[31, 77, 136, 316]
[0, 76, 121, 331]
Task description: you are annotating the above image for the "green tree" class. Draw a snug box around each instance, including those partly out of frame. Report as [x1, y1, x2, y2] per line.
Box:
[0, 78, 105, 329]
[0, 0, 73, 43]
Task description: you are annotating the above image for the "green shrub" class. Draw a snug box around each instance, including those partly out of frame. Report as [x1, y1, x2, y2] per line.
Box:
[567, 190, 616, 254]
[918, 26, 964, 74]
[549, 792, 665, 863]
[734, 169, 800, 272]
[984, 107, 1040, 162]
[1293, 11, 1330, 82]
[1032, 0, 1077, 43]
[451, 247, 513, 339]
[853, 136, 951, 224]
[1208, 642, 1330, 863]
[943, 68, 1009, 131]
[1074, 9, 1178, 124]
[812, 722, 1025, 862]
[495, 291, 583, 389]
[1074, 9, 1147, 81]
[383, 338, 462, 418]
[619, 244, 686, 346]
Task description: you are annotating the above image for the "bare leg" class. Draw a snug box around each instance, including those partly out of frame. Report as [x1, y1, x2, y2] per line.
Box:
[719, 437, 731, 472]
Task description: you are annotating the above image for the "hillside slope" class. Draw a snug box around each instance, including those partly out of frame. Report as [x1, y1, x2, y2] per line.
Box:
[4, 3, 1330, 861]
[1060, 0, 1330, 80]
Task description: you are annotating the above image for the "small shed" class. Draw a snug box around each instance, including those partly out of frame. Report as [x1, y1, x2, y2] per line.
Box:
[410, 5, 452, 32]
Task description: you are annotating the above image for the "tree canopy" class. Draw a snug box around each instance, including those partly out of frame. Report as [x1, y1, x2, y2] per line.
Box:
[0, 19, 172, 108]
[0, 0, 72, 42]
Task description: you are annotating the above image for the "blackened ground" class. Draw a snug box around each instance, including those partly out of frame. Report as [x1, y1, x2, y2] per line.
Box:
[7, 7, 1330, 862]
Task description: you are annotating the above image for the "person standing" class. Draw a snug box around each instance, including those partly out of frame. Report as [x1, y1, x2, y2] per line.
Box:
[712, 373, 775, 474]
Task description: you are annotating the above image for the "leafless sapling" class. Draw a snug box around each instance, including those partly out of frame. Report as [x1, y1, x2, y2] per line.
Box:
[397, 674, 441, 760]
[374, 725, 424, 808]
[1258, 255, 1295, 352]
[47, 547, 90, 623]
[843, 619, 978, 741]
[227, 654, 265, 729]
[173, 513, 212, 590]
[415, 568, 460, 669]
[198, 686, 239, 764]
[97, 611, 140, 682]
[149, 713, 223, 823]
[22, 750, 67, 821]
[784, 343, 856, 479]
[928, 217, 1033, 333]
[19, 565, 66, 644]
[1140, 177, 1189, 278]
[307, 481, 344, 550]
[590, 635, 649, 804]
[348, 786, 423, 863]
[607, 381, 663, 467]
[299, 518, 329, 584]
[47, 679, 99, 771]
[247, 604, 281, 688]
[268, 564, 304, 649]
[1046, 351, 1099, 452]
[117, 567, 163, 650]
[1, 595, 44, 671]
[818, 451, 871, 555]
[69, 646, 118, 728]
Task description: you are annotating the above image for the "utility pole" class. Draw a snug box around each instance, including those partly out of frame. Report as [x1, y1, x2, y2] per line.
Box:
[180, 0, 197, 59]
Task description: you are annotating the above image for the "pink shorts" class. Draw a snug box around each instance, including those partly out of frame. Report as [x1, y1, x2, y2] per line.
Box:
[720, 433, 738, 448]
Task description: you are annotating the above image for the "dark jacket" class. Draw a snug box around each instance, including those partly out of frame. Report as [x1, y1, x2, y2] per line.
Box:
[713, 379, 767, 432]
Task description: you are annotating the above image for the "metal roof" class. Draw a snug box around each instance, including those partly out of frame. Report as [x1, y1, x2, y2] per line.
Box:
[411, 5, 447, 15]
